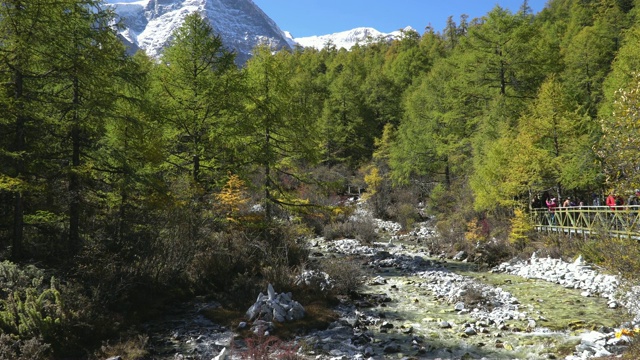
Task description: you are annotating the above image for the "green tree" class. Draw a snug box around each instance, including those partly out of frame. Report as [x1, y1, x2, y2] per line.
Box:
[470, 125, 520, 210]
[154, 13, 239, 187]
[0, 0, 52, 259]
[458, 6, 542, 102]
[519, 76, 598, 192]
[390, 58, 473, 187]
[43, 0, 131, 254]
[382, 28, 433, 88]
[597, 72, 640, 190]
[473, 76, 599, 209]
[599, 22, 640, 118]
[561, 0, 625, 116]
[243, 46, 320, 220]
[319, 49, 371, 166]
[93, 52, 164, 245]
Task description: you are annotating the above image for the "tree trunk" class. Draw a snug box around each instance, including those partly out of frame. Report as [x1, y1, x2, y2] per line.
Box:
[69, 77, 81, 254]
[12, 71, 25, 260]
[264, 126, 272, 221]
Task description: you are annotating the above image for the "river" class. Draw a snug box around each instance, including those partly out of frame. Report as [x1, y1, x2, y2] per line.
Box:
[140, 222, 630, 360]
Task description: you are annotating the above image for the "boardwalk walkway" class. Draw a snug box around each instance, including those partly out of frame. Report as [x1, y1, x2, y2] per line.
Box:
[531, 206, 640, 239]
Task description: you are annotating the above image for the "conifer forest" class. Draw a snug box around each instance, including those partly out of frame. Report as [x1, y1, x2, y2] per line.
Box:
[2, 0, 640, 358]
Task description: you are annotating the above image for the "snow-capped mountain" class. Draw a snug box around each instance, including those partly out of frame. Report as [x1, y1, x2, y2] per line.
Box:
[105, 0, 411, 64]
[105, 0, 292, 64]
[293, 26, 415, 51]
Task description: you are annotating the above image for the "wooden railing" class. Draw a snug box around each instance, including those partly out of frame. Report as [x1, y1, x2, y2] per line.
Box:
[531, 206, 640, 239]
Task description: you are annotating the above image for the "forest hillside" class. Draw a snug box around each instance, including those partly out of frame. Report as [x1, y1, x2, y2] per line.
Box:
[1, 0, 640, 358]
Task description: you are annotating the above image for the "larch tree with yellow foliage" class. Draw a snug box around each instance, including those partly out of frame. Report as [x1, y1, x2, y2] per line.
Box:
[215, 174, 249, 223]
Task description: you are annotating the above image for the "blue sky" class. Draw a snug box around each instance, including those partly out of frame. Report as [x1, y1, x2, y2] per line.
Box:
[252, 0, 549, 38]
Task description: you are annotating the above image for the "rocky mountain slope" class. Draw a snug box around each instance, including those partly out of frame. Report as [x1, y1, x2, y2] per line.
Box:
[105, 0, 409, 63]
[105, 0, 292, 64]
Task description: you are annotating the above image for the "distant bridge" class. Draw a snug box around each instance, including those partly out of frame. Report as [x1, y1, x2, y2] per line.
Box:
[530, 206, 640, 239]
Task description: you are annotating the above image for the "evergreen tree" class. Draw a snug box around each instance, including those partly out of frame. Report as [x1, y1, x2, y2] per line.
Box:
[458, 6, 542, 102]
[319, 49, 370, 166]
[599, 22, 640, 118]
[0, 0, 52, 259]
[42, 0, 131, 254]
[243, 46, 320, 220]
[154, 13, 239, 187]
[390, 58, 473, 187]
[472, 75, 600, 210]
[561, 0, 625, 116]
[93, 52, 164, 245]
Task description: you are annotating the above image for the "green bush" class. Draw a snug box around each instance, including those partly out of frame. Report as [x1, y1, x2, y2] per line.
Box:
[0, 261, 86, 357]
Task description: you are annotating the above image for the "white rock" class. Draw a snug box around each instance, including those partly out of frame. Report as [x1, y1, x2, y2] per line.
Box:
[212, 347, 227, 360]
[267, 283, 276, 300]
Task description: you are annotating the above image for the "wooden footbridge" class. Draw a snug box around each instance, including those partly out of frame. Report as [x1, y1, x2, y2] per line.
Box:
[530, 206, 640, 238]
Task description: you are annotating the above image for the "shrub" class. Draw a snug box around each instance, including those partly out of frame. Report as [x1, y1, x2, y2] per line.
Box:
[0, 262, 63, 340]
[94, 334, 149, 360]
[475, 238, 514, 267]
[0, 334, 51, 360]
[319, 257, 365, 296]
[0, 261, 93, 357]
[385, 184, 422, 229]
[323, 218, 378, 244]
[234, 330, 302, 360]
[456, 284, 490, 309]
[395, 203, 419, 230]
[579, 235, 640, 282]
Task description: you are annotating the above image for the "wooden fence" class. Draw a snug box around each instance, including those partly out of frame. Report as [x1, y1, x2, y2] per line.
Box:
[530, 206, 640, 239]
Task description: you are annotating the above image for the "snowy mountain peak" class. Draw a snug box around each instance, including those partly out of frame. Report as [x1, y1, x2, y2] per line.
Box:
[106, 0, 414, 62]
[294, 26, 416, 51]
[106, 0, 291, 64]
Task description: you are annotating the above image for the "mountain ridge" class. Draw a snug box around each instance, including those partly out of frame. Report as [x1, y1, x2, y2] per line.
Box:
[106, 0, 408, 62]
[293, 26, 415, 50]
[106, 0, 292, 63]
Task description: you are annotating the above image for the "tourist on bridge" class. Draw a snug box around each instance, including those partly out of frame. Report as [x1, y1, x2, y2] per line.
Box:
[546, 197, 558, 225]
[606, 192, 618, 210]
[562, 197, 577, 226]
[627, 189, 640, 207]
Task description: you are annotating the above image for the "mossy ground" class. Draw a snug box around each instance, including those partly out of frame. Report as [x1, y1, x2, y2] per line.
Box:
[456, 267, 625, 331]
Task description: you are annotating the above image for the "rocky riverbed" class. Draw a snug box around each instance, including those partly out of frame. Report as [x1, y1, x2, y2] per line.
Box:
[141, 218, 639, 360]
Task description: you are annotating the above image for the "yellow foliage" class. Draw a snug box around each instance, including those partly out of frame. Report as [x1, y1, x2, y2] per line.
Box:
[465, 219, 487, 244]
[616, 328, 640, 338]
[0, 174, 24, 192]
[599, 72, 640, 190]
[363, 166, 382, 200]
[215, 174, 249, 221]
[509, 208, 533, 249]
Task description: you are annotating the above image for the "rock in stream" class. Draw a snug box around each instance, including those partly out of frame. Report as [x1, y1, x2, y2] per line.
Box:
[140, 220, 636, 360]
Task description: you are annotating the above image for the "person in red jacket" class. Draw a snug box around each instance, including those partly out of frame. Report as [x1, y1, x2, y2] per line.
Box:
[606, 191, 617, 210]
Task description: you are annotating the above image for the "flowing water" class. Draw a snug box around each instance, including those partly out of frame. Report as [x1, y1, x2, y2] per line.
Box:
[142, 236, 626, 359]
